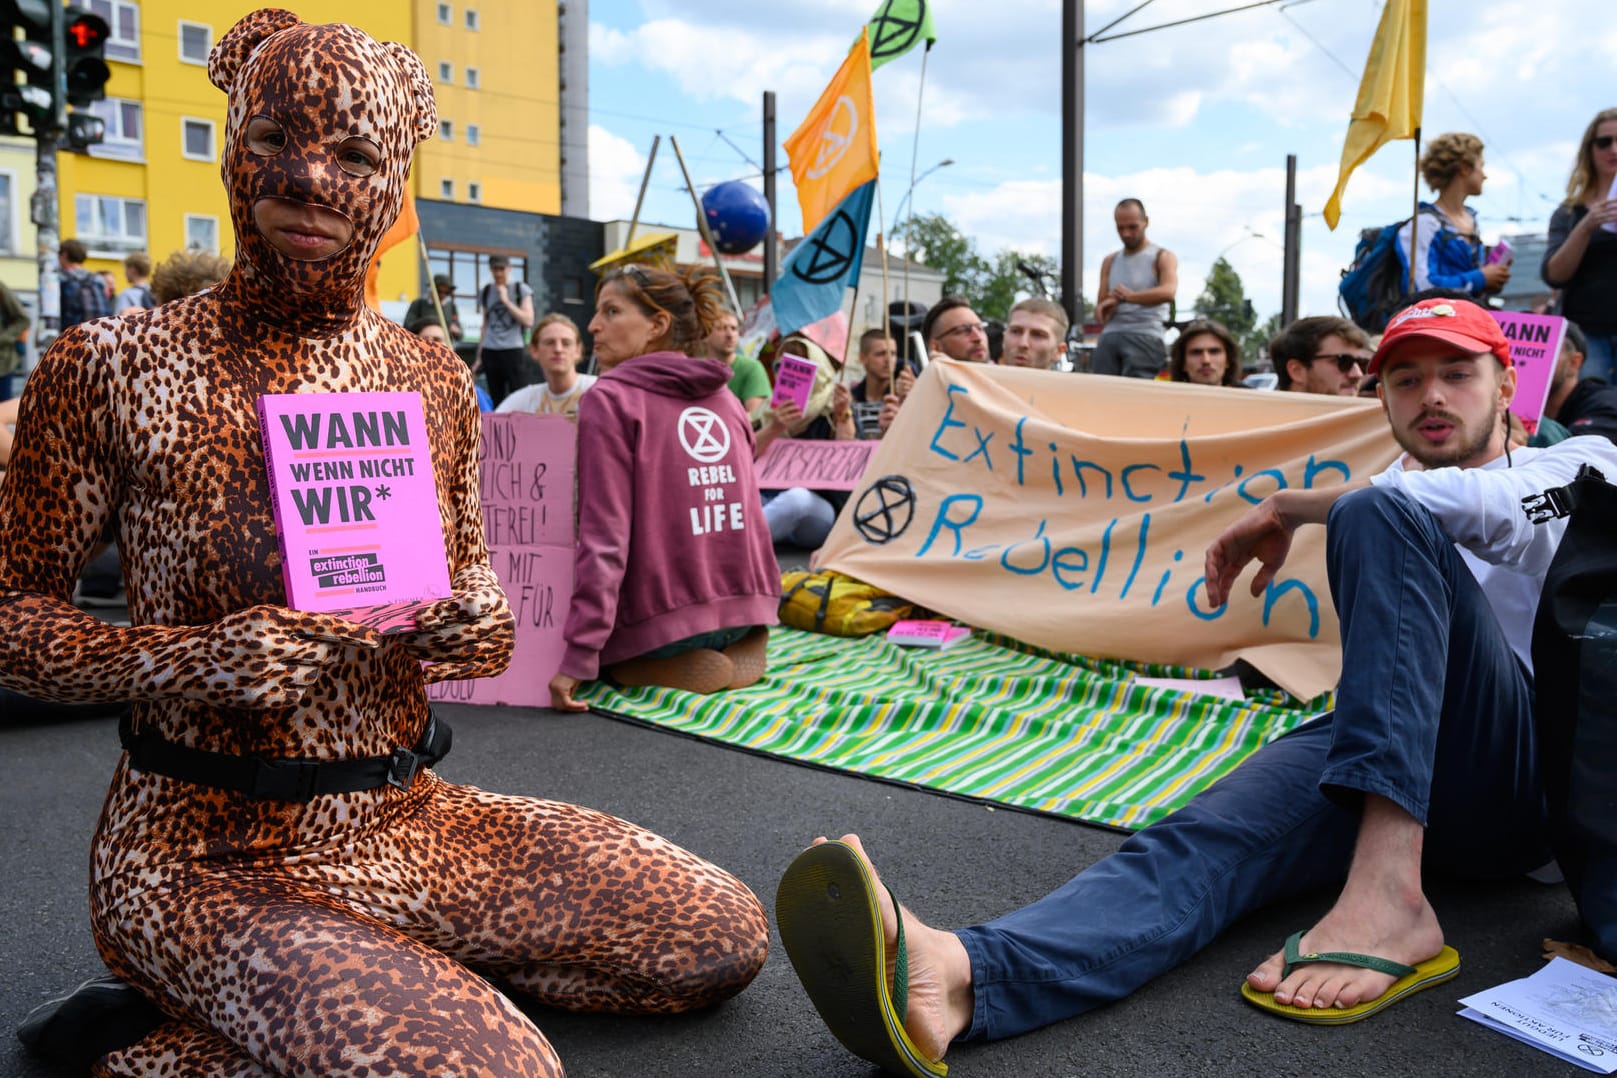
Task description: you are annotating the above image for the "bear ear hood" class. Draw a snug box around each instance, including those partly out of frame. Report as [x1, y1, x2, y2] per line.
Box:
[207, 9, 436, 338]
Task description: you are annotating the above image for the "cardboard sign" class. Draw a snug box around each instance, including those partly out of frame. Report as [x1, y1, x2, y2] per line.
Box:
[427, 413, 577, 707]
[1492, 312, 1567, 433]
[771, 353, 819, 414]
[258, 392, 450, 625]
[816, 362, 1404, 701]
[754, 438, 880, 491]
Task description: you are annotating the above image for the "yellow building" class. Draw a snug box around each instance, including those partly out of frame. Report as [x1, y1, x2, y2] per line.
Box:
[51, 0, 563, 312]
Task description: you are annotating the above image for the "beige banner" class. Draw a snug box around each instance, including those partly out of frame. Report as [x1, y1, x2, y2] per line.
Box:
[817, 361, 1403, 700]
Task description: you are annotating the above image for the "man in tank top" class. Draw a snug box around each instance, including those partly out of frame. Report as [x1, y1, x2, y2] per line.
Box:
[1092, 198, 1178, 379]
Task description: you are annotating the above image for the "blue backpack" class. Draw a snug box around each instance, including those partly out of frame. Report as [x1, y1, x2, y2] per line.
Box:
[1337, 218, 1411, 334]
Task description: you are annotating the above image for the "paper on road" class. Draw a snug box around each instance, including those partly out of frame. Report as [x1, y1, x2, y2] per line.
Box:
[1458, 956, 1617, 1073]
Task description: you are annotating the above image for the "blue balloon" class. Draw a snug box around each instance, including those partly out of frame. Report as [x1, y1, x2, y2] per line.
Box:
[701, 181, 771, 255]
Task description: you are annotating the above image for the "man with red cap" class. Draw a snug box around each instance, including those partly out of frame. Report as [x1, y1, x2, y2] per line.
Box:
[774, 298, 1617, 1076]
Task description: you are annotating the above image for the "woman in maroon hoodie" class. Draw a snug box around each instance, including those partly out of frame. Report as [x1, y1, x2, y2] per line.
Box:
[549, 266, 780, 710]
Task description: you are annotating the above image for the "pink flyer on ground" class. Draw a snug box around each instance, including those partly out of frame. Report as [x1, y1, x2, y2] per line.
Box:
[258, 391, 452, 624]
[770, 353, 819, 415]
[1490, 312, 1566, 434]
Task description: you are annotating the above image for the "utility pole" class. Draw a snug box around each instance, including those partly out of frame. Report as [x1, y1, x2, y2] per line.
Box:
[1281, 154, 1301, 326]
[762, 90, 777, 297]
[1061, 0, 1084, 334]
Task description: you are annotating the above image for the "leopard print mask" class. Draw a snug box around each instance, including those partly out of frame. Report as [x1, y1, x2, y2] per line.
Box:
[209, 9, 435, 337]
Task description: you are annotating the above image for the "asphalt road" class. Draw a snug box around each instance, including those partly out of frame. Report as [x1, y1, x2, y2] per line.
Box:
[0, 698, 1587, 1078]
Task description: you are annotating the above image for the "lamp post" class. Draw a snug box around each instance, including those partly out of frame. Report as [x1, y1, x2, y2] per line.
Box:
[891, 158, 955, 238]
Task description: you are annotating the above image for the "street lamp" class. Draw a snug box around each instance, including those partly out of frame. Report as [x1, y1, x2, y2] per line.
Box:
[1213, 226, 1265, 265]
[891, 158, 955, 237]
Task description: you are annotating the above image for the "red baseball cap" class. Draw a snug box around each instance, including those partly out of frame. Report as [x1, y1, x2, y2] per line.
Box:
[1369, 298, 1512, 375]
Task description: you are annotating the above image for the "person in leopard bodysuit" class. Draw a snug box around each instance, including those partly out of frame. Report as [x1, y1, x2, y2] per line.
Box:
[0, 10, 767, 1075]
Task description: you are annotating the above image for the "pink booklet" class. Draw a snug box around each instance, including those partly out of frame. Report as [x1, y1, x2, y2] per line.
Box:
[887, 619, 972, 649]
[258, 392, 452, 629]
[1491, 312, 1567, 435]
[771, 353, 819, 415]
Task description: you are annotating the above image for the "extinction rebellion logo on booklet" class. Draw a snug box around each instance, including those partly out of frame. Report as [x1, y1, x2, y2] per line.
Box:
[309, 552, 388, 592]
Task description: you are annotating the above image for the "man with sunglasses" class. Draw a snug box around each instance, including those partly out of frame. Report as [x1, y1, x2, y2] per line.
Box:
[922, 296, 991, 363]
[1271, 316, 1375, 396]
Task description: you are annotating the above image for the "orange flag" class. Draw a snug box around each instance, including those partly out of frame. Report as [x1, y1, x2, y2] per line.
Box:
[366, 187, 420, 312]
[784, 34, 879, 234]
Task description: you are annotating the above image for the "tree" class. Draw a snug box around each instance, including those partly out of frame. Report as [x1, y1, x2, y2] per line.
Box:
[897, 214, 1075, 322]
[1193, 256, 1272, 369]
[896, 213, 989, 301]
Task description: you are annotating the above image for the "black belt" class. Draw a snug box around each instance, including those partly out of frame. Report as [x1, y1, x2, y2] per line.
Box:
[118, 710, 452, 802]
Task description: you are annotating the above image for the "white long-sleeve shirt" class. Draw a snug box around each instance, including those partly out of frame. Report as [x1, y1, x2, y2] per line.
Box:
[1369, 436, 1617, 674]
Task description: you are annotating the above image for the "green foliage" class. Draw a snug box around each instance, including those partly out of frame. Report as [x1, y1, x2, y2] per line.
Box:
[897, 213, 1076, 321]
[1192, 257, 1274, 368]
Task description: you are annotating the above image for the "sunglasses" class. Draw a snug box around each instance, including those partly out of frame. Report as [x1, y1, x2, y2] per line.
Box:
[1312, 352, 1370, 373]
[1595, 135, 1617, 151]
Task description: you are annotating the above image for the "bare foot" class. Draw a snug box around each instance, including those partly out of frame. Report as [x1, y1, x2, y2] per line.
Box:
[1246, 883, 1444, 1011]
[811, 834, 975, 1060]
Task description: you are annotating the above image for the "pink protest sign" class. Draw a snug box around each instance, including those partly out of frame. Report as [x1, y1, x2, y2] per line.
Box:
[754, 438, 879, 491]
[258, 392, 451, 624]
[1492, 312, 1566, 433]
[427, 413, 577, 707]
[770, 353, 818, 414]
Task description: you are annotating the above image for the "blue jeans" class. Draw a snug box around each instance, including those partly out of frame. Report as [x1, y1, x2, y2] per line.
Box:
[953, 486, 1547, 1042]
[1579, 332, 1617, 383]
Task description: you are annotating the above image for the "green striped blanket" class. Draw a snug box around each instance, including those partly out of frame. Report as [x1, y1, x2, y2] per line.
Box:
[579, 627, 1330, 831]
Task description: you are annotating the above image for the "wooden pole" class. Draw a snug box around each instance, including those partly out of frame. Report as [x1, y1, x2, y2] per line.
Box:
[1409, 127, 1421, 294]
[626, 135, 660, 250]
[899, 45, 930, 370]
[668, 134, 745, 317]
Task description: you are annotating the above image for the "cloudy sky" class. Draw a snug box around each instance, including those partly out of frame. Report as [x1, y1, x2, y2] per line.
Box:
[587, 0, 1607, 322]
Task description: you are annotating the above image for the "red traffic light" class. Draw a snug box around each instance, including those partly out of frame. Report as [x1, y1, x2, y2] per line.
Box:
[66, 11, 108, 50]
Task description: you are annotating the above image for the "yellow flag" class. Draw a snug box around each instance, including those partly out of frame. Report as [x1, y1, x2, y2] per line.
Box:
[785, 35, 879, 234]
[1322, 0, 1426, 230]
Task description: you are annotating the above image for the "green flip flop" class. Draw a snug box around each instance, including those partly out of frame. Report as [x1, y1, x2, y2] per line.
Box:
[1240, 929, 1461, 1025]
[775, 841, 948, 1077]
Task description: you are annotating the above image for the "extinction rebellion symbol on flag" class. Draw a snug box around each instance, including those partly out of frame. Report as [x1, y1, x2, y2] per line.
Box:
[791, 209, 861, 286]
[853, 475, 917, 544]
[869, 0, 930, 63]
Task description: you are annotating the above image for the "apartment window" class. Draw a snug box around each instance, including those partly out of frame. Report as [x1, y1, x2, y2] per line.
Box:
[467, 182, 481, 203]
[437, 61, 452, 83]
[465, 67, 479, 89]
[465, 124, 480, 147]
[439, 119, 453, 141]
[184, 214, 219, 254]
[86, 98, 142, 161]
[87, 0, 140, 62]
[75, 194, 147, 256]
[178, 21, 211, 64]
[0, 172, 15, 255]
[436, 3, 451, 25]
[465, 9, 479, 30]
[426, 248, 527, 308]
[181, 118, 215, 161]
[440, 179, 454, 199]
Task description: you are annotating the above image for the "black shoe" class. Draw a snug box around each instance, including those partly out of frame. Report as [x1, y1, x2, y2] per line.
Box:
[16, 973, 163, 1070]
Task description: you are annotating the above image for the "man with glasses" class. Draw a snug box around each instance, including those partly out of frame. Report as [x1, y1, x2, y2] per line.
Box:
[922, 296, 991, 364]
[1092, 199, 1178, 379]
[1271, 316, 1374, 396]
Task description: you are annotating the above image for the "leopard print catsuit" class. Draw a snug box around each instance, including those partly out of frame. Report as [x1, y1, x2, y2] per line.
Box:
[0, 11, 767, 1075]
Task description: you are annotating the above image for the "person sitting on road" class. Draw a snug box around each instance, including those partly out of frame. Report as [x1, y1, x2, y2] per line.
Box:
[496, 312, 597, 421]
[1272, 316, 1374, 396]
[774, 296, 1617, 1077]
[547, 264, 779, 708]
[4, 14, 768, 1074]
[1167, 318, 1242, 387]
[753, 333, 858, 549]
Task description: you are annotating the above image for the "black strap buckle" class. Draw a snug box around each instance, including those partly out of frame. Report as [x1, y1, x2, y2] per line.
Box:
[387, 748, 421, 790]
[247, 757, 319, 802]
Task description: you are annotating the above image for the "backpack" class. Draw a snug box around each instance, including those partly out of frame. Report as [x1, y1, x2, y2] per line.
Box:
[779, 569, 915, 637]
[60, 268, 112, 326]
[1337, 218, 1410, 334]
[1529, 463, 1617, 962]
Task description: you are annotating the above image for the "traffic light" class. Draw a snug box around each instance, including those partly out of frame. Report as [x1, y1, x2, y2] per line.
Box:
[0, 0, 56, 134]
[61, 6, 107, 107]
